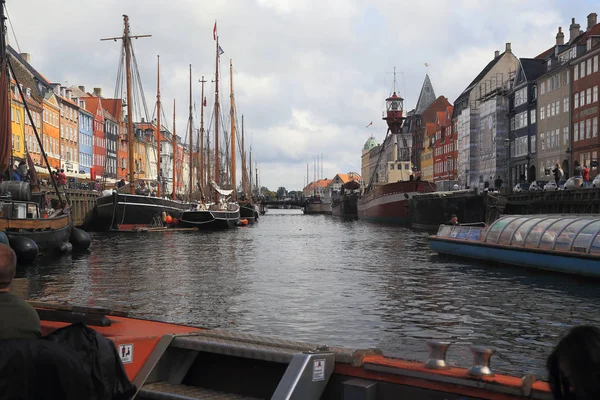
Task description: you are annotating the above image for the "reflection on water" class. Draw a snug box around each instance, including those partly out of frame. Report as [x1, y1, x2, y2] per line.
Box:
[19, 209, 600, 377]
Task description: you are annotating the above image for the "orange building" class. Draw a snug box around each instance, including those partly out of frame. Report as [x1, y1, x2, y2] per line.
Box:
[21, 86, 44, 166]
[58, 87, 79, 175]
[42, 90, 61, 170]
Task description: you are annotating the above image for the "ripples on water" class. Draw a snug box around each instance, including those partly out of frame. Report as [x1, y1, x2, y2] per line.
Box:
[19, 209, 600, 377]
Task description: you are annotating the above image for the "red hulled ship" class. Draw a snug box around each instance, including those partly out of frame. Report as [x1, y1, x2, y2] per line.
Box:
[358, 71, 436, 224]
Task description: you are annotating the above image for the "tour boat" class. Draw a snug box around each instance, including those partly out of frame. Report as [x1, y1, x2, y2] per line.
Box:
[29, 298, 552, 399]
[429, 215, 600, 277]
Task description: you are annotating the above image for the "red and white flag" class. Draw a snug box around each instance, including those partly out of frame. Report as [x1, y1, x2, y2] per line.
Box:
[203, 97, 207, 107]
[213, 21, 217, 40]
[366, 121, 373, 128]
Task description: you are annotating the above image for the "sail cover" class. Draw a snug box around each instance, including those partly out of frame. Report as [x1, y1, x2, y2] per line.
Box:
[0, 62, 11, 177]
[210, 180, 233, 196]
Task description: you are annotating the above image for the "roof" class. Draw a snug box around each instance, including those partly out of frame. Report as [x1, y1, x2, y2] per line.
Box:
[68, 86, 88, 99]
[363, 136, 379, 151]
[334, 173, 362, 184]
[8, 46, 51, 86]
[425, 122, 435, 137]
[304, 179, 333, 190]
[102, 99, 123, 122]
[422, 96, 452, 126]
[516, 58, 546, 85]
[535, 46, 554, 60]
[414, 74, 436, 115]
[83, 97, 103, 118]
[453, 51, 506, 110]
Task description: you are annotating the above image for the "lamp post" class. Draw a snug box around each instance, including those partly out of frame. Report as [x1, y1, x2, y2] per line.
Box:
[504, 138, 510, 190]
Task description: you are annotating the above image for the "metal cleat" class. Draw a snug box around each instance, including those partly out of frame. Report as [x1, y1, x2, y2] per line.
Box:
[468, 346, 494, 377]
[520, 374, 536, 396]
[425, 341, 451, 370]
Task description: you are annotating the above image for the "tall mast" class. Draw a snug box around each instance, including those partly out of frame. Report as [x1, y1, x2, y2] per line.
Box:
[230, 58, 236, 199]
[241, 114, 246, 195]
[172, 99, 177, 200]
[156, 55, 161, 197]
[249, 145, 252, 196]
[199, 76, 206, 197]
[214, 33, 220, 202]
[188, 64, 193, 200]
[101, 15, 150, 195]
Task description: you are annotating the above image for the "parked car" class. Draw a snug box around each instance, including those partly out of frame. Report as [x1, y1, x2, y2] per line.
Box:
[564, 176, 584, 189]
[593, 175, 600, 188]
[529, 180, 549, 191]
[513, 183, 530, 193]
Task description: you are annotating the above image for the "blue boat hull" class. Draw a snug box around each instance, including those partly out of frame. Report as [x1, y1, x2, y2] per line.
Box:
[429, 238, 600, 278]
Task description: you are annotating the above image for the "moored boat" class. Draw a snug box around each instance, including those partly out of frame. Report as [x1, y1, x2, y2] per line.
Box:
[429, 214, 600, 277]
[331, 180, 360, 219]
[180, 181, 240, 229]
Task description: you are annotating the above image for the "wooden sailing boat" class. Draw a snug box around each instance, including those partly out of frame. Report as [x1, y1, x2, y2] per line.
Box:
[0, 0, 90, 261]
[90, 17, 194, 231]
[180, 22, 240, 229]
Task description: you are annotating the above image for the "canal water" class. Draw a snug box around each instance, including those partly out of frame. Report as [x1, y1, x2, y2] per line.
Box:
[19, 209, 600, 378]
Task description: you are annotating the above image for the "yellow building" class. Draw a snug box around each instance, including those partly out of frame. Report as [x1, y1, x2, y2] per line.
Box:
[10, 82, 25, 161]
[420, 122, 435, 182]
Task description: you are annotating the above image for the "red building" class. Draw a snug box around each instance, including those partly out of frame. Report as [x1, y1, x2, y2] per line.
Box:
[433, 105, 456, 183]
[84, 97, 105, 180]
[571, 14, 600, 179]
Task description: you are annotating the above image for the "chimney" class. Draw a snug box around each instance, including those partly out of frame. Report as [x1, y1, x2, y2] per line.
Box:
[93, 87, 102, 97]
[60, 86, 66, 98]
[588, 13, 598, 31]
[78, 85, 85, 93]
[494, 50, 500, 58]
[66, 88, 72, 100]
[505, 42, 512, 53]
[556, 27, 564, 45]
[20, 53, 30, 63]
[52, 83, 60, 96]
[570, 18, 581, 43]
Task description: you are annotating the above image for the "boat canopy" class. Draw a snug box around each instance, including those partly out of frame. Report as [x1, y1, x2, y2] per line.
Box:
[484, 215, 600, 254]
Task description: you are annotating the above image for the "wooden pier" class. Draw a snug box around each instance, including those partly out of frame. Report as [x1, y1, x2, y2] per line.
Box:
[44, 189, 99, 228]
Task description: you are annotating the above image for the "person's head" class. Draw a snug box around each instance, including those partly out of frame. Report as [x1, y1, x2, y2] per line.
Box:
[60, 169, 64, 173]
[547, 325, 600, 400]
[450, 214, 458, 224]
[0, 244, 17, 291]
[585, 165, 588, 168]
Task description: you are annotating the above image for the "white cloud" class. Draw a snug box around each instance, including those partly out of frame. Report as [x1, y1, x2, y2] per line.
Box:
[5, 0, 593, 189]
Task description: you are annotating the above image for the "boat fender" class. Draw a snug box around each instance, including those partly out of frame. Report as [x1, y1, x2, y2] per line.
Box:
[69, 228, 92, 251]
[161, 211, 167, 222]
[240, 219, 248, 226]
[8, 236, 39, 264]
[0, 232, 8, 245]
[165, 215, 173, 224]
[172, 218, 179, 225]
[60, 242, 73, 254]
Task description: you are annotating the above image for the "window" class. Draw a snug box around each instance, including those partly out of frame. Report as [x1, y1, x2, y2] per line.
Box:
[574, 123, 579, 141]
[564, 97, 569, 112]
[515, 111, 527, 129]
[593, 117, 598, 137]
[546, 104, 550, 118]
[541, 132, 545, 149]
[530, 109, 536, 124]
[594, 86, 598, 103]
[580, 121, 585, 140]
[566, 70, 570, 84]
[587, 88, 592, 105]
[581, 62, 586, 78]
[575, 65, 579, 80]
[581, 90, 586, 107]
[588, 58, 593, 76]
[587, 119, 592, 139]
[540, 81, 545, 95]
[595, 55, 599, 73]
[531, 135, 536, 153]
[575, 93, 580, 109]
[563, 126, 569, 146]
[514, 87, 527, 106]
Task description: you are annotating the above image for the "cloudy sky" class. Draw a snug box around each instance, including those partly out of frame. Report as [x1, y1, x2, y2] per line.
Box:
[6, 0, 596, 190]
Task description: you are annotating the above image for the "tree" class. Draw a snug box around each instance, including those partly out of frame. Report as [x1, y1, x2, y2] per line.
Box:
[276, 186, 287, 199]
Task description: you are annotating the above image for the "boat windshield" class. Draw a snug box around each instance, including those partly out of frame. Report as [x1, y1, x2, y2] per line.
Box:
[0, 200, 40, 219]
[485, 215, 600, 254]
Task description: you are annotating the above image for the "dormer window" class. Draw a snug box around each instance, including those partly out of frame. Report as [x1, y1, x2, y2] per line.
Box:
[588, 38, 593, 51]
[547, 59, 552, 71]
[26, 87, 31, 97]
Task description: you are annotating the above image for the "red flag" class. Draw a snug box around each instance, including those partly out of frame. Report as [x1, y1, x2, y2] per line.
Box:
[366, 121, 373, 128]
[203, 97, 207, 107]
[213, 22, 217, 40]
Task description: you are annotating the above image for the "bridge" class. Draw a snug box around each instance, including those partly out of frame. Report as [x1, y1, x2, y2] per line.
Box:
[259, 197, 307, 209]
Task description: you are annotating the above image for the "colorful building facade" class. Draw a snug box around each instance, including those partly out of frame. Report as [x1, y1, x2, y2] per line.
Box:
[10, 82, 25, 161]
[433, 106, 457, 184]
[58, 86, 79, 175]
[42, 91, 61, 170]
